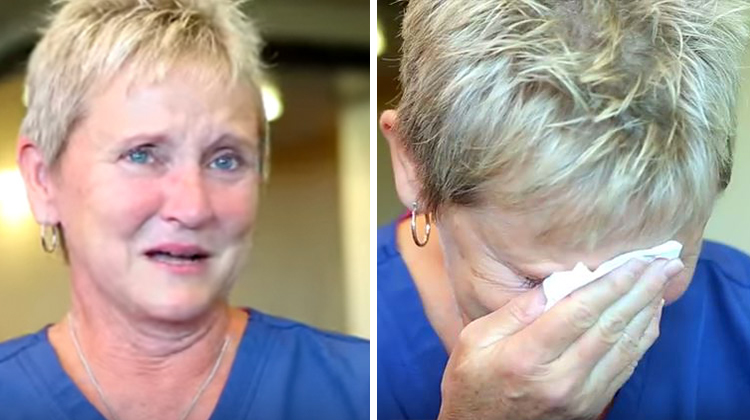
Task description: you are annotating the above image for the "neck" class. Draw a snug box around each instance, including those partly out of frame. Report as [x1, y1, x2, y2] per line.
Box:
[70, 302, 229, 373]
[47, 270, 245, 420]
[63, 272, 234, 383]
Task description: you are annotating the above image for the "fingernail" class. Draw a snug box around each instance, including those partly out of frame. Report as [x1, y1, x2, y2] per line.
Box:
[663, 259, 685, 278]
[652, 298, 665, 312]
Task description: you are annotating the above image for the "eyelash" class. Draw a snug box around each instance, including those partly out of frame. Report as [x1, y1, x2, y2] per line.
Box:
[520, 276, 544, 289]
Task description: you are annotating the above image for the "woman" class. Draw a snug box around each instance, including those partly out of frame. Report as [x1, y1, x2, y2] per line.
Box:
[0, 1, 368, 419]
[378, 1, 749, 419]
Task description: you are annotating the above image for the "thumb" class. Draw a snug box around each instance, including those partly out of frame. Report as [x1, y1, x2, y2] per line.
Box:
[467, 287, 547, 348]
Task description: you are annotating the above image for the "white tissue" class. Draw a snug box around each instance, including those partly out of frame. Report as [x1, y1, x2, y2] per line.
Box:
[542, 241, 683, 312]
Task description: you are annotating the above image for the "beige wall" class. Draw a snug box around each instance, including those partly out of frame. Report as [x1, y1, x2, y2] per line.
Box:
[704, 48, 750, 253]
[337, 72, 370, 338]
[0, 68, 370, 341]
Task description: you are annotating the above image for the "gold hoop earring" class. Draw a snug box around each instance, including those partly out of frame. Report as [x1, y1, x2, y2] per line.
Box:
[411, 202, 431, 247]
[41, 224, 58, 254]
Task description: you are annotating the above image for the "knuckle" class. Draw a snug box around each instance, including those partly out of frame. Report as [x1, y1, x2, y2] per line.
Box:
[644, 274, 666, 295]
[506, 301, 535, 325]
[609, 269, 637, 295]
[621, 360, 639, 380]
[616, 332, 640, 358]
[597, 313, 628, 342]
[629, 259, 650, 276]
[568, 301, 599, 330]
[541, 379, 577, 410]
[498, 351, 550, 384]
[457, 323, 480, 348]
[504, 354, 536, 377]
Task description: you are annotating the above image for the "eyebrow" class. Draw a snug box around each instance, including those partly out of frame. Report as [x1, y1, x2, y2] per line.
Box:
[207, 134, 258, 154]
[118, 133, 169, 146]
[118, 132, 258, 153]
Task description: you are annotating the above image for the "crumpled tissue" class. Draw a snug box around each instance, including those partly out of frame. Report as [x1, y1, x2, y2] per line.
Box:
[542, 241, 683, 312]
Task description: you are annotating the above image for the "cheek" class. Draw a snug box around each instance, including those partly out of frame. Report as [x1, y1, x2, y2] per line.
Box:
[442, 254, 522, 321]
[61, 171, 160, 243]
[210, 183, 259, 236]
[91, 178, 161, 232]
[468, 279, 522, 319]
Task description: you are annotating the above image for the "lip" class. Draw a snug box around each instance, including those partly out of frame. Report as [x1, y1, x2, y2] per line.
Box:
[143, 243, 212, 275]
[145, 243, 212, 256]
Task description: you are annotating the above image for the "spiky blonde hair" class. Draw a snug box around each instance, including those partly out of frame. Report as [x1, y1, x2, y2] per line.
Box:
[397, 0, 748, 248]
[21, 0, 266, 170]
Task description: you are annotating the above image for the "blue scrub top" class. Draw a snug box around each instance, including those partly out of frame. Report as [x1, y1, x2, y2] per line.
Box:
[0, 309, 369, 420]
[378, 221, 750, 420]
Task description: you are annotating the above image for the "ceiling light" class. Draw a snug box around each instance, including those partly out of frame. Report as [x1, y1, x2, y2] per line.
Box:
[377, 21, 387, 56]
[261, 83, 284, 122]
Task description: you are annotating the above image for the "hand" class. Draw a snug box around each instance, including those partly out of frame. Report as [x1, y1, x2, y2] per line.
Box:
[438, 257, 684, 420]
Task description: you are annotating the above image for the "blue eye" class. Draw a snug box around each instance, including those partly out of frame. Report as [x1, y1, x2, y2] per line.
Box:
[125, 147, 154, 165]
[210, 154, 240, 171]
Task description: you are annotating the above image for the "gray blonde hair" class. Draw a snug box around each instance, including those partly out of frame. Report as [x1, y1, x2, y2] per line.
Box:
[21, 0, 266, 170]
[397, 0, 749, 248]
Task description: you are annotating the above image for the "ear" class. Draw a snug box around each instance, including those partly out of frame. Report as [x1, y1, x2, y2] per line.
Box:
[380, 110, 423, 209]
[16, 137, 60, 225]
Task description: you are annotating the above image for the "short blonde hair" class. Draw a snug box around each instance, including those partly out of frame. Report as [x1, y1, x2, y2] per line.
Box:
[21, 0, 266, 171]
[397, 0, 749, 247]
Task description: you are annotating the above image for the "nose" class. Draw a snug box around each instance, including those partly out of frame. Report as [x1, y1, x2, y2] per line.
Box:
[160, 166, 214, 229]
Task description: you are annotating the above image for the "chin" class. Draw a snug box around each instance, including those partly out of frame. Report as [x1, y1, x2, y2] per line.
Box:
[135, 289, 222, 323]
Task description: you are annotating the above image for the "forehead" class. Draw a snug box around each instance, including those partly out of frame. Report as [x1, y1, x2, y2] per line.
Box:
[442, 205, 677, 276]
[81, 63, 262, 142]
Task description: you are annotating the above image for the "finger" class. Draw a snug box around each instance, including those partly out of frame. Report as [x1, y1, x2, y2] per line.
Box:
[581, 295, 664, 385]
[600, 302, 663, 398]
[460, 286, 547, 349]
[563, 260, 671, 371]
[513, 258, 650, 361]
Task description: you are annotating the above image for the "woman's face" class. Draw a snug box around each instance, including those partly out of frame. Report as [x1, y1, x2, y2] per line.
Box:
[436, 207, 702, 324]
[51, 68, 262, 321]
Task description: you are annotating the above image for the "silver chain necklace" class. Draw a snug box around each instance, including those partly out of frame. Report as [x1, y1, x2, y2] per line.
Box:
[67, 313, 231, 420]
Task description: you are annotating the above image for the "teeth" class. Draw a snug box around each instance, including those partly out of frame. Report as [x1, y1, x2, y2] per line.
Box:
[150, 253, 203, 265]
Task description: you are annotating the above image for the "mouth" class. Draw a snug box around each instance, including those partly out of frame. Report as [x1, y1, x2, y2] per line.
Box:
[144, 245, 212, 268]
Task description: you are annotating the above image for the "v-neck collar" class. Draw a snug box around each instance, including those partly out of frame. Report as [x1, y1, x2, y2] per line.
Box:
[21, 308, 270, 420]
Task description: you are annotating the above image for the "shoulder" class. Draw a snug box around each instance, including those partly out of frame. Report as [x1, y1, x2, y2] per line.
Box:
[377, 220, 413, 295]
[0, 329, 47, 366]
[0, 329, 55, 415]
[378, 220, 401, 266]
[247, 310, 369, 376]
[242, 310, 369, 419]
[695, 240, 750, 287]
[252, 310, 369, 350]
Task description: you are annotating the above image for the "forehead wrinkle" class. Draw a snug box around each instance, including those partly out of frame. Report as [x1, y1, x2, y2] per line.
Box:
[457, 204, 681, 278]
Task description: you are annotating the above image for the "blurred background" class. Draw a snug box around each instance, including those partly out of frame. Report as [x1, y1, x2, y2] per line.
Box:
[377, 1, 750, 254]
[0, 0, 369, 341]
